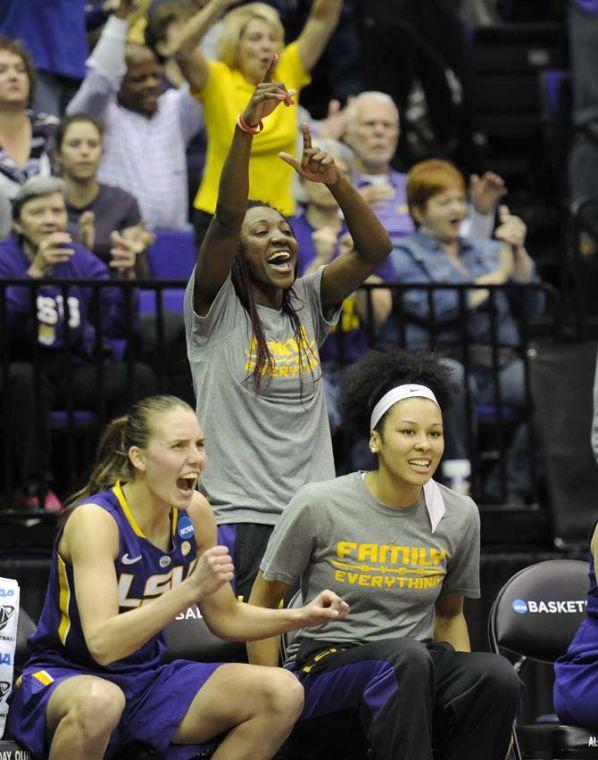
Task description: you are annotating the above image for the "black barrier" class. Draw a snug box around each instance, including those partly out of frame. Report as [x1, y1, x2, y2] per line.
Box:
[0, 278, 562, 513]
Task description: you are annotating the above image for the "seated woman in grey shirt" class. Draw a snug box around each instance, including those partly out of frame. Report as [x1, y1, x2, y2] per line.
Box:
[183, 58, 392, 601]
[249, 346, 521, 760]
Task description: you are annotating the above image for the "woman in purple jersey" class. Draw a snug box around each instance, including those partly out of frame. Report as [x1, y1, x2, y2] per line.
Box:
[7, 394, 348, 760]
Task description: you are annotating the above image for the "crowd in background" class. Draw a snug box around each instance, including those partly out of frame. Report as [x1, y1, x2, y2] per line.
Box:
[0, 0, 588, 511]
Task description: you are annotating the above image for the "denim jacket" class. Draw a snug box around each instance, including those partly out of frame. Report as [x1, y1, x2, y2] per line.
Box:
[381, 231, 538, 351]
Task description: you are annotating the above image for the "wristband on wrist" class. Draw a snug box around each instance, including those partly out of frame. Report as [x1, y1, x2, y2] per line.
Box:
[237, 113, 264, 135]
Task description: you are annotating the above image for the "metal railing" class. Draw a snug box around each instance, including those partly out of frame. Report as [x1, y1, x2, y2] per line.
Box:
[0, 277, 563, 512]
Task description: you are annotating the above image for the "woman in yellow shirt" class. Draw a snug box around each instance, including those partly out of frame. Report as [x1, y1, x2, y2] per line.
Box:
[175, 0, 342, 235]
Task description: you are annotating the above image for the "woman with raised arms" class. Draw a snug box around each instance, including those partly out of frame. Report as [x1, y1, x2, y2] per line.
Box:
[183, 57, 392, 600]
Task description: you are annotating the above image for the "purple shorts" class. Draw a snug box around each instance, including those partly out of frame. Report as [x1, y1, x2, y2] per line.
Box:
[7, 658, 222, 759]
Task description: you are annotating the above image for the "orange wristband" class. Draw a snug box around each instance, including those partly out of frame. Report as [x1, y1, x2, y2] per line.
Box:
[237, 113, 264, 135]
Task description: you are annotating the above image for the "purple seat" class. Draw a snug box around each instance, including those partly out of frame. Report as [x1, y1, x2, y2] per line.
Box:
[50, 410, 97, 427]
[475, 404, 522, 424]
[147, 230, 196, 280]
[139, 288, 185, 316]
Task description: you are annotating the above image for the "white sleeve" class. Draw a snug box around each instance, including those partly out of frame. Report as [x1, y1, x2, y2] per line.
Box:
[67, 15, 128, 117]
[461, 206, 495, 240]
[176, 85, 204, 145]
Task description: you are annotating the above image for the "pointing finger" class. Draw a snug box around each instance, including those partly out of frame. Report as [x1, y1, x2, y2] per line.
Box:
[302, 122, 312, 151]
[279, 151, 301, 173]
[263, 53, 278, 84]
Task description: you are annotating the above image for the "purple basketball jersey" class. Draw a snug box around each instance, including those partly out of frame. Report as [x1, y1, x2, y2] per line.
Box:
[27, 482, 198, 674]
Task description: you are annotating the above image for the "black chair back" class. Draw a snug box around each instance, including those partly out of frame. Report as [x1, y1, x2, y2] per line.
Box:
[489, 559, 589, 664]
[164, 604, 246, 663]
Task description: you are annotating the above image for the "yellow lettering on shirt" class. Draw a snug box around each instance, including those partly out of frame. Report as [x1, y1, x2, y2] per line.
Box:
[332, 540, 447, 592]
[244, 326, 320, 379]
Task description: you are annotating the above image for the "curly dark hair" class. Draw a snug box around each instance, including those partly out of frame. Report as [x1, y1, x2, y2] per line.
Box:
[339, 345, 458, 436]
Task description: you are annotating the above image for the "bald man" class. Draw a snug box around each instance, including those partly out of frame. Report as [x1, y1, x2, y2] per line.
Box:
[343, 91, 504, 247]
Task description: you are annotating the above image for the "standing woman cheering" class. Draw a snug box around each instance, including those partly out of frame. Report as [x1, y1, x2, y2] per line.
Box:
[183, 59, 392, 599]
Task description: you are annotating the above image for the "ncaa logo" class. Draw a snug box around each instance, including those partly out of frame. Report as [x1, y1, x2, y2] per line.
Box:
[0, 681, 10, 702]
[512, 599, 528, 614]
[0, 604, 15, 631]
[178, 516, 195, 540]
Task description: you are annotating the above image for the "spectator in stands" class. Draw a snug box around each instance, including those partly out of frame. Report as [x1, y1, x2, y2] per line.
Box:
[358, 2, 481, 171]
[183, 66, 392, 599]
[67, 0, 204, 230]
[144, 1, 221, 87]
[55, 113, 153, 276]
[569, 0, 598, 204]
[268, 0, 363, 106]
[382, 159, 537, 503]
[0, 36, 57, 200]
[7, 393, 348, 760]
[0, 176, 157, 510]
[174, 0, 343, 240]
[248, 346, 521, 760]
[0, 0, 87, 116]
[292, 136, 392, 434]
[341, 91, 506, 248]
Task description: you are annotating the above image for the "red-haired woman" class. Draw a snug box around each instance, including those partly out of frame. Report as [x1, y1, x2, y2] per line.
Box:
[382, 159, 537, 503]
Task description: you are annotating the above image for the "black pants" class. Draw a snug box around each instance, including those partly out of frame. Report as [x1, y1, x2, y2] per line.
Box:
[291, 637, 521, 760]
[217, 523, 274, 601]
[0, 363, 53, 492]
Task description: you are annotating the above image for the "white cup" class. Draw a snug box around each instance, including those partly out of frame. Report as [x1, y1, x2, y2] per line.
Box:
[442, 459, 471, 496]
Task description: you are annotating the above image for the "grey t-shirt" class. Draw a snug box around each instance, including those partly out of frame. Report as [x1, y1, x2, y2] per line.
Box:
[66, 183, 142, 264]
[184, 268, 338, 525]
[261, 472, 481, 657]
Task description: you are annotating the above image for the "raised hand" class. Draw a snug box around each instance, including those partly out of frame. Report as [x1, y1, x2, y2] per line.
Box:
[317, 97, 352, 141]
[113, 0, 141, 20]
[279, 123, 340, 185]
[298, 589, 350, 628]
[494, 205, 527, 249]
[241, 55, 296, 127]
[187, 545, 235, 600]
[28, 232, 75, 277]
[122, 219, 155, 252]
[109, 230, 142, 278]
[470, 171, 507, 215]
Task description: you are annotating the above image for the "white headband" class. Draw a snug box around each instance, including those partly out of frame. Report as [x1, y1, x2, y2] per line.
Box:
[370, 384, 440, 432]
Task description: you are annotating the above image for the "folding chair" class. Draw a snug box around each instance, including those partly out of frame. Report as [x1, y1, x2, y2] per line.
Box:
[489, 559, 598, 759]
